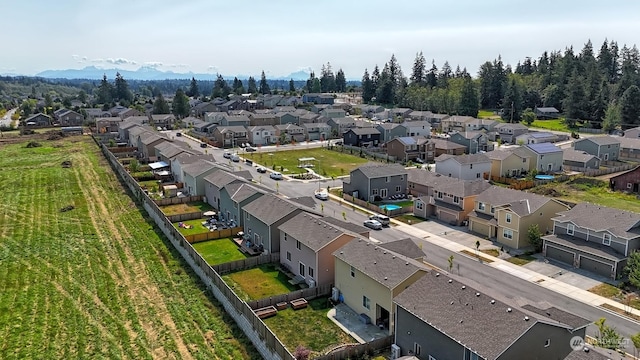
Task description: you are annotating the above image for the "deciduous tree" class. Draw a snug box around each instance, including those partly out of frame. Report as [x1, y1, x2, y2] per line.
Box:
[624, 250, 640, 288]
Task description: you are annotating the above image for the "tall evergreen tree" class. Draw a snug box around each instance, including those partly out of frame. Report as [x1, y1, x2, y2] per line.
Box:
[306, 72, 316, 93]
[617, 45, 640, 96]
[320, 62, 336, 92]
[96, 74, 113, 104]
[232, 77, 245, 95]
[212, 75, 231, 98]
[375, 68, 394, 104]
[501, 78, 522, 122]
[371, 65, 380, 95]
[410, 51, 426, 86]
[361, 69, 374, 103]
[289, 79, 295, 93]
[457, 75, 479, 117]
[335, 69, 346, 92]
[259, 71, 270, 95]
[114, 72, 133, 103]
[426, 60, 438, 88]
[247, 76, 258, 94]
[437, 61, 452, 88]
[621, 85, 640, 128]
[562, 70, 588, 126]
[153, 94, 170, 114]
[187, 77, 200, 97]
[171, 88, 189, 118]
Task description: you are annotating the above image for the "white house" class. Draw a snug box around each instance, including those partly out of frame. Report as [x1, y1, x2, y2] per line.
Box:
[247, 125, 276, 146]
[434, 153, 491, 180]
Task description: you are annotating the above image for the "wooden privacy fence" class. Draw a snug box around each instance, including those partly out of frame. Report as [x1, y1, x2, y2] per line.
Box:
[167, 211, 205, 223]
[315, 336, 393, 360]
[247, 284, 333, 310]
[184, 227, 242, 243]
[213, 253, 280, 274]
[155, 195, 203, 206]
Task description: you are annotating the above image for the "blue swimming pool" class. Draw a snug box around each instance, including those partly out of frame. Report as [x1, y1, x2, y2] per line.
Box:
[535, 175, 555, 180]
[380, 204, 402, 211]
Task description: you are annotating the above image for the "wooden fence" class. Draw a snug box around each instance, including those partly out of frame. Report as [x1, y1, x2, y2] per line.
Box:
[315, 336, 393, 360]
[342, 193, 413, 216]
[341, 144, 396, 162]
[247, 284, 333, 310]
[564, 164, 635, 177]
[167, 211, 205, 223]
[154, 195, 203, 206]
[184, 227, 243, 244]
[213, 253, 281, 274]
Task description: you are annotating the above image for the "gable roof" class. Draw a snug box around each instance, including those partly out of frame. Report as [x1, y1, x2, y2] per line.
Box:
[279, 213, 353, 251]
[486, 147, 529, 161]
[435, 153, 490, 165]
[275, 123, 303, 130]
[334, 238, 425, 289]
[563, 149, 599, 163]
[394, 272, 585, 360]
[575, 135, 620, 146]
[347, 127, 381, 136]
[243, 194, 301, 225]
[524, 131, 556, 139]
[320, 217, 371, 236]
[223, 183, 263, 203]
[551, 202, 640, 239]
[159, 142, 196, 159]
[377, 123, 400, 130]
[216, 125, 247, 133]
[496, 122, 528, 130]
[431, 138, 467, 150]
[535, 107, 559, 113]
[182, 160, 217, 178]
[475, 186, 560, 216]
[524, 142, 562, 154]
[407, 169, 492, 197]
[379, 238, 424, 260]
[355, 164, 408, 178]
[204, 170, 243, 189]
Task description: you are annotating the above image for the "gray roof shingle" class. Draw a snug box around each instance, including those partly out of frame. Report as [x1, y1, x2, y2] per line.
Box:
[379, 238, 424, 260]
[435, 153, 490, 165]
[407, 169, 491, 197]
[475, 186, 557, 216]
[563, 149, 599, 163]
[243, 194, 301, 225]
[550, 202, 640, 239]
[279, 213, 353, 251]
[576, 136, 620, 146]
[355, 164, 408, 178]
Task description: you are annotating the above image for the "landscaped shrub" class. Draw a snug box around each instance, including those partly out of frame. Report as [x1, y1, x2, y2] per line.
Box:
[132, 171, 154, 181]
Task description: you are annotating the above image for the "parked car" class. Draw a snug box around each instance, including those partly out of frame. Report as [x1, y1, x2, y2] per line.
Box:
[363, 219, 383, 230]
[414, 157, 425, 164]
[270, 172, 283, 180]
[245, 146, 256, 152]
[223, 151, 232, 159]
[200, 143, 207, 148]
[314, 189, 329, 200]
[256, 166, 267, 173]
[176, 132, 182, 137]
[369, 214, 390, 226]
[230, 153, 240, 162]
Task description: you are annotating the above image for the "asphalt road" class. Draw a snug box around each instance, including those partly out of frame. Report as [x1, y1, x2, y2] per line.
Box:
[174, 130, 640, 344]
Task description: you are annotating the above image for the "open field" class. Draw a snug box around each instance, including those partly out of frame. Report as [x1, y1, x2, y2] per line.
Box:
[263, 297, 354, 356]
[244, 147, 369, 178]
[0, 136, 257, 359]
[222, 264, 298, 301]
[529, 119, 572, 132]
[192, 238, 248, 265]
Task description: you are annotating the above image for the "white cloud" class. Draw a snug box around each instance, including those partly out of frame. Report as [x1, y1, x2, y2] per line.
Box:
[106, 57, 137, 65]
[143, 61, 163, 68]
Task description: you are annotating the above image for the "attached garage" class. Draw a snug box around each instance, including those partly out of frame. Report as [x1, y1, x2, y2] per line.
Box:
[579, 256, 613, 278]
[546, 246, 575, 267]
[469, 220, 491, 237]
[438, 210, 458, 225]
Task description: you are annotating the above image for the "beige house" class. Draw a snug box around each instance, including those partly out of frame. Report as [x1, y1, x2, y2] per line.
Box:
[334, 238, 426, 334]
[485, 147, 532, 178]
[468, 186, 571, 249]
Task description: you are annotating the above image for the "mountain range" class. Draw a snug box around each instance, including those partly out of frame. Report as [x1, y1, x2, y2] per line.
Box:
[34, 66, 312, 81]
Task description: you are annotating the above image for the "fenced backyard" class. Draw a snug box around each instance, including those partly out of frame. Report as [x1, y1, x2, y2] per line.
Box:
[342, 193, 413, 216]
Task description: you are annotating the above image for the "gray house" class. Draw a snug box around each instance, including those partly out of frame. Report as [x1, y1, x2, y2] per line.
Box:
[543, 202, 640, 279]
[573, 136, 620, 162]
[242, 194, 307, 254]
[495, 123, 529, 144]
[343, 128, 381, 147]
[521, 143, 564, 173]
[449, 131, 493, 154]
[563, 149, 600, 170]
[182, 160, 219, 196]
[204, 170, 249, 210]
[170, 152, 212, 183]
[343, 164, 408, 202]
[218, 183, 264, 226]
[376, 123, 404, 142]
[434, 153, 491, 180]
[301, 122, 331, 141]
[394, 272, 589, 360]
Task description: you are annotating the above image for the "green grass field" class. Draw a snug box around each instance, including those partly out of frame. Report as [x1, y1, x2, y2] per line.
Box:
[0, 137, 257, 359]
[192, 238, 248, 265]
[222, 264, 297, 301]
[244, 147, 369, 178]
[529, 119, 571, 132]
[263, 298, 354, 356]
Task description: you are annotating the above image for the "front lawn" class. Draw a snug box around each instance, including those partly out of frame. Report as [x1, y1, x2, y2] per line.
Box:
[160, 201, 214, 215]
[244, 147, 369, 178]
[263, 298, 354, 356]
[394, 214, 426, 225]
[505, 254, 536, 266]
[192, 238, 248, 265]
[222, 264, 298, 301]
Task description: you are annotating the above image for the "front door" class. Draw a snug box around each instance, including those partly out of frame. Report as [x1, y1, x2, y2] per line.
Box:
[380, 188, 388, 199]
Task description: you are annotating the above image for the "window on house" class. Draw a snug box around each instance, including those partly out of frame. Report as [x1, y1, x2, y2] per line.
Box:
[603, 233, 611, 246]
[544, 339, 551, 348]
[503, 229, 513, 239]
[396, 186, 401, 192]
[506, 213, 512, 223]
[413, 343, 422, 355]
[416, 201, 424, 210]
[453, 196, 460, 204]
[296, 240, 301, 250]
[437, 191, 443, 199]
[470, 164, 473, 169]
[476, 173, 481, 178]
[299, 263, 305, 277]
[628, 183, 633, 189]
[490, 206, 495, 214]
[362, 295, 370, 310]
[372, 189, 378, 195]
[567, 224, 574, 236]
[286, 251, 291, 261]
[309, 267, 314, 278]
[478, 202, 485, 211]
[386, 176, 390, 183]
[245, 212, 250, 220]
[350, 266, 355, 277]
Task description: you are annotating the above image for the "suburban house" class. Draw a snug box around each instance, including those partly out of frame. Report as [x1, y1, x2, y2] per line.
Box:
[389, 108, 413, 120]
[495, 123, 529, 144]
[23, 113, 52, 126]
[170, 153, 212, 183]
[542, 203, 640, 279]
[118, 107, 144, 120]
[394, 272, 589, 360]
[434, 153, 491, 180]
[212, 126, 249, 148]
[440, 116, 477, 133]
[463, 118, 499, 132]
[191, 102, 219, 117]
[96, 117, 124, 135]
[298, 112, 319, 124]
[154, 141, 196, 164]
[449, 131, 493, 154]
[343, 164, 408, 202]
[150, 114, 176, 129]
[274, 123, 305, 143]
[275, 112, 299, 125]
[343, 128, 381, 147]
[376, 123, 404, 142]
[137, 132, 171, 161]
[204, 170, 250, 210]
[431, 138, 467, 157]
[573, 136, 621, 162]
[279, 213, 357, 288]
[328, 117, 357, 135]
[55, 109, 84, 126]
[247, 125, 276, 146]
[521, 143, 564, 173]
[85, 108, 112, 121]
[534, 107, 560, 119]
[515, 131, 557, 144]
[485, 147, 532, 178]
[618, 137, 640, 160]
[242, 194, 307, 254]
[320, 108, 346, 119]
[333, 238, 427, 335]
[385, 136, 434, 163]
[182, 160, 219, 196]
[301, 122, 331, 141]
[221, 115, 251, 127]
[398, 121, 431, 138]
[563, 149, 601, 171]
[468, 186, 571, 249]
[610, 166, 640, 193]
[204, 111, 227, 124]
[248, 113, 278, 126]
[623, 126, 640, 138]
[218, 183, 264, 227]
[118, 118, 147, 141]
[409, 170, 491, 225]
[302, 93, 334, 104]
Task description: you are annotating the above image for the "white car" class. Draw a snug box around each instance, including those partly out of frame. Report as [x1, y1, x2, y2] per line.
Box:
[256, 166, 267, 173]
[223, 151, 232, 159]
[369, 214, 390, 226]
[270, 172, 283, 180]
[363, 219, 383, 230]
[230, 154, 240, 162]
[314, 189, 329, 200]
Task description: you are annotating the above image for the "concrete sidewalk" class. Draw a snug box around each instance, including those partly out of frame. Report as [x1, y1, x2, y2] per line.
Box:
[328, 192, 640, 324]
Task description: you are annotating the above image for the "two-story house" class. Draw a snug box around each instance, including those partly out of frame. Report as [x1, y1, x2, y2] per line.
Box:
[440, 115, 477, 133]
[328, 117, 357, 136]
[56, 109, 84, 126]
[573, 136, 621, 162]
[408, 170, 491, 225]
[301, 122, 331, 141]
[343, 128, 381, 147]
[182, 160, 219, 196]
[515, 131, 557, 144]
[275, 112, 298, 125]
[520, 143, 564, 173]
[343, 164, 408, 202]
[279, 213, 357, 288]
[431, 138, 467, 157]
[204, 170, 250, 210]
[220, 115, 251, 127]
[434, 153, 491, 180]
[485, 147, 532, 178]
[170, 152, 212, 183]
[468, 186, 571, 249]
[320, 108, 346, 119]
[543, 203, 640, 279]
[137, 132, 171, 161]
[385, 136, 434, 163]
[449, 131, 493, 154]
[212, 126, 249, 148]
[333, 238, 427, 335]
[274, 123, 305, 143]
[376, 123, 404, 143]
[398, 121, 431, 138]
[24, 113, 52, 126]
[394, 272, 589, 360]
[495, 123, 529, 144]
[155, 141, 196, 165]
[247, 125, 276, 146]
[218, 182, 264, 227]
[248, 113, 278, 126]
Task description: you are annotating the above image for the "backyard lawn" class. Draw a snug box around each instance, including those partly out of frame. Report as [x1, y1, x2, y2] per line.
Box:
[263, 298, 354, 356]
[0, 137, 256, 359]
[173, 218, 213, 236]
[160, 200, 214, 215]
[192, 238, 248, 265]
[244, 147, 369, 178]
[222, 264, 297, 301]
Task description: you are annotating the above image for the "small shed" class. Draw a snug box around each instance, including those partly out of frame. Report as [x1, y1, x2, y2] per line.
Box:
[163, 184, 178, 197]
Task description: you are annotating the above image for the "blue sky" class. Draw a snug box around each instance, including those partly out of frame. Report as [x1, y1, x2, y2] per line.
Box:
[4, 0, 640, 78]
